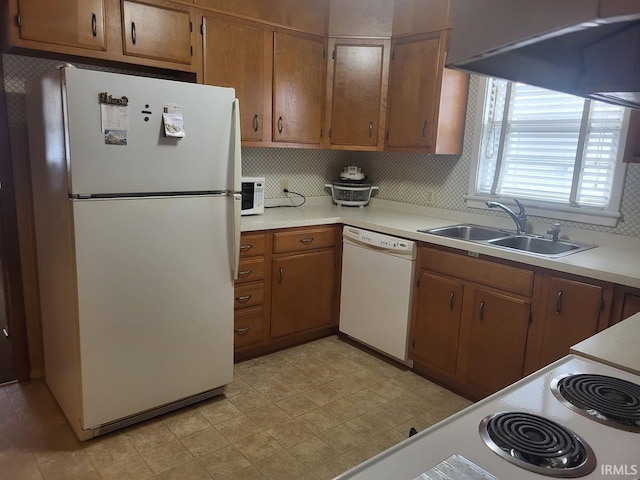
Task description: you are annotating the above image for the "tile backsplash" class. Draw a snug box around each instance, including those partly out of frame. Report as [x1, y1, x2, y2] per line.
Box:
[4, 54, 640, 237]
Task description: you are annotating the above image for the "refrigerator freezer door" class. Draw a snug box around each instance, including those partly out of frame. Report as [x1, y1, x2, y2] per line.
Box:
[72, 195, 234, 429]
[63, 68, 236, 195]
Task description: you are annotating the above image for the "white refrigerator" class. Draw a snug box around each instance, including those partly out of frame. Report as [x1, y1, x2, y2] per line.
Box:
[25, 67, 241, 440]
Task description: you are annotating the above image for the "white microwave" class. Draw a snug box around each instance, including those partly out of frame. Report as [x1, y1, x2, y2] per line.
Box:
[240, 177, 265, 215]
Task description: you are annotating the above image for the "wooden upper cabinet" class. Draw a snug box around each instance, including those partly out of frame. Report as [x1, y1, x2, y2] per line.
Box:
[328, 0, 393, 37]
[202, 15, 271, 143]
[386, 33, 441, 150]
[273, 32, 326, 145]
[386, 31, 469, 154]
[326, 38, 390, 150]
[16, 0, 107, 51]
[122, 1, 193, 65]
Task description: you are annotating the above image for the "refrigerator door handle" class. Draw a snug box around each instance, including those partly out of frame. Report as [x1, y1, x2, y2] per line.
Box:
[232, 193, 242, 280]
[232, 99, 242, 193]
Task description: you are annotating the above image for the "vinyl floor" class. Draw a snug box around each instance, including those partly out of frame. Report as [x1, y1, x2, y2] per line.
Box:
[0, 335, 473, 480]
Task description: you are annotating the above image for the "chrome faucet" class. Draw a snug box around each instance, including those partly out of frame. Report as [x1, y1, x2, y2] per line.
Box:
[486, 199, 528, 234]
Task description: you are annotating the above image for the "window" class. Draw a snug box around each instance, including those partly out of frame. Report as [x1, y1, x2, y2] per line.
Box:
[467, 77, 630, 227]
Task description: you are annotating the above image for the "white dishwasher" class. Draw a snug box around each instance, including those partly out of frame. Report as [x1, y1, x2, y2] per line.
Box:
[339, 226, 416, 364]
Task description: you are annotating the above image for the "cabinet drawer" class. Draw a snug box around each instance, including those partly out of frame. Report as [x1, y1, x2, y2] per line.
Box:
[234, 283, 264, 309]
[420, 247, 534, 297]
[235, 257, 265, 284]
[234, 307, 264, 348]
[273, 227, 336, 253]
[240, 233, 266, 258]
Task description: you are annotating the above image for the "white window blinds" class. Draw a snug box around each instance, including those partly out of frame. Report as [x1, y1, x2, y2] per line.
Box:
[477, 78, 625, 209]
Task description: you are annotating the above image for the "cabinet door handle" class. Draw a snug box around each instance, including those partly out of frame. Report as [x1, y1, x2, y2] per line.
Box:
[91, 13, 97, 38]
[279, 267, 284, 284]
[299, 238, 314, 244]
[237, 269, 253, 278]
[235, 294, 252, 303]
[421, 120, 427, 138]
[479, 301, 485, 321]
[449, 292, 455, 311]
[131, 21, 137, 45]
[368, 121, 373, 138]
[555, 291, 564, 315]
[278, 116, 283, 134]
[234, 326, 251, 335]
[239, 245, 253, 251]
[253, 114, 259, 132]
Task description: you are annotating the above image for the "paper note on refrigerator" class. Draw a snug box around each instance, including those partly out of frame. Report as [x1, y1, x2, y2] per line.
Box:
[163, 103, 186, 138]
[101, 104, 129, 145]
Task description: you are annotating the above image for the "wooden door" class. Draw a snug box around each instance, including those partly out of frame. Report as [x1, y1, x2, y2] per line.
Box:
[273, 32, 326, 145]
[122, 1, 192, 64]
[411, 271, 464, 374]
[466, 288, 530, 395]
[327, 40, 389, 148]
[271, 250, 335, 338]
[386, 34, 442, 149]
[540, 276, 603, 365]
[17, 0, 106, 51]
[202, 16, 270, 143]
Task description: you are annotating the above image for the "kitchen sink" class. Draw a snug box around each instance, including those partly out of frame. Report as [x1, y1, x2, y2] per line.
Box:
[486, 235, 596, 257]
[420, 224, 597, 258]
[420, 224, 514, 241]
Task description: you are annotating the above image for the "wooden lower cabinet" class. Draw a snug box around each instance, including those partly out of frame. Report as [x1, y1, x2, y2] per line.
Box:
[271, 249, 336, 338]
[410, 271, 463, 374]
[234, 226, 339, 361]
[610, 284, 640, 325]
[410, 245, 535, 399]
[464, 287, 530, 395]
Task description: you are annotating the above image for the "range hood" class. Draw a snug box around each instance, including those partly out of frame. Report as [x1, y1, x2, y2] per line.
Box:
[447, 0, 640, 109]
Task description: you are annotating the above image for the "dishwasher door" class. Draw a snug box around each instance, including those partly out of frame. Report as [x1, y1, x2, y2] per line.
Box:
[339, 227, 416, 363]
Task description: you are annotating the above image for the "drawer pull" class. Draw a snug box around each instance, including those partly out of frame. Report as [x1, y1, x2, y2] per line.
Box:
[239, 245, 253, 251]
[238, 269, 253, 278]
[479, 301, 485, 321]
[299, 238, 314, 244]
[91, 13, 97, 38]
[421, 120, 427, 138]
[131, 21, 136, 45]
[236, 294, 252, 303]
[449, 291, 455, 311]
[279, 267, 283, 284]
[234, 326, 251, 335]
[555, 291, 563, 315]
[253, 114, 259, 132]
[368, 121, 373, 138]
[278, 116, 284, 134]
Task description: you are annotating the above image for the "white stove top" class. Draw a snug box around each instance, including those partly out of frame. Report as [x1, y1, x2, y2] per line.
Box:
[336, 355, 640, 480]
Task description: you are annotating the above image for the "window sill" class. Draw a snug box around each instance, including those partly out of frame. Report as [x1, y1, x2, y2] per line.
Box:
[464, 195, 621, 228]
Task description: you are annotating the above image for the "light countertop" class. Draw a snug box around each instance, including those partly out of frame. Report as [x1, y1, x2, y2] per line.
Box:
[241, 198, 640, 288]
[571, 312, 640, 375]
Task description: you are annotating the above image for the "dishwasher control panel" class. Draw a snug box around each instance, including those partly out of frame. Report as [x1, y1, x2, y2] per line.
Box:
[343, 226, 415, 254]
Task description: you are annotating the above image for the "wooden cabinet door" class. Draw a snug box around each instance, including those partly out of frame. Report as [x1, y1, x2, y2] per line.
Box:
[17, 0, 106, 51]
[386, 34, 442, 150]
[122, 1, 192, 64]
[273, 32, 326, 145]
[271, 250, 335, 338]
[540, 276, 603, 366]
[411, 271, 464, 374]
[202, 16, 270, 143]
[327, 39, 390, 148]
[466, 288, 530, 395]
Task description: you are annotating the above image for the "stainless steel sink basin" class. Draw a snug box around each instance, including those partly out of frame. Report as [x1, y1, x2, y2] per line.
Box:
[420, 224, 514, 241]
[486, 235, 596, 257]
[420, 224, 597, 258]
